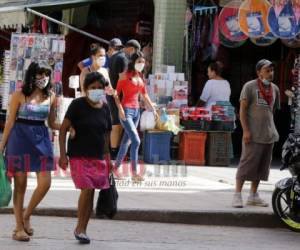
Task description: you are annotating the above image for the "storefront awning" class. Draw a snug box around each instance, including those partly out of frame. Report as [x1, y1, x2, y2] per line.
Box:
[26, 7, 109, 44]
[0, 0, 99, 27]
[0, 0, 99, 13]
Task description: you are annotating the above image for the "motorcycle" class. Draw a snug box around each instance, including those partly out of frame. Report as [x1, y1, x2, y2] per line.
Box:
[272, 62, 300, 231]
[272, 133, 300, 232]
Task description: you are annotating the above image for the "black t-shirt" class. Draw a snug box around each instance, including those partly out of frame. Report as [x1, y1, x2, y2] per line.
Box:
[65, 97, 112, 159]
[108, 51, 128, 88]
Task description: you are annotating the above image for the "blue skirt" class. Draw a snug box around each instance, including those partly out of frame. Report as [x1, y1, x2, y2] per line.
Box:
[5, 122, 55, 175]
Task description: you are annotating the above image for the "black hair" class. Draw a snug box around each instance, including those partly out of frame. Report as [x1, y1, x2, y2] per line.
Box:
[208, 61, 224, 76]
[128, 51, 144, 72]
[83, 71, 109, 90]
[90, 43, 105, 56]
[22, 61, 52, 97]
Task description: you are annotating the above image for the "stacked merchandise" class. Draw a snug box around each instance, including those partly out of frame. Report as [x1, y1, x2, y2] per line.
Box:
[147, 65, 188, 108]
[0, 51, 10, 128]
[0, 51, 10, 111]
[210, 101, 235, 131]
[180, 107, 211, 131]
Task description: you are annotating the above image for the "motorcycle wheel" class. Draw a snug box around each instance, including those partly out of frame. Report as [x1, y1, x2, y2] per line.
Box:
[272, 187, 300, 232]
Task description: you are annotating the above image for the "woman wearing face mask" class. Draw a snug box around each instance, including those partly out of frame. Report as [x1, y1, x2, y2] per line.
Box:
[59, 72, 116, 244]
[0, 62, 60, 242]
[80, 43, 110, 96]
[113, 51, 158, 182]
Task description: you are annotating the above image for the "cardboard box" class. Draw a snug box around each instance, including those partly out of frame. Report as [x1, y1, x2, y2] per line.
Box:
[167, 73, 177, 81]
[177, 73, 185, 81]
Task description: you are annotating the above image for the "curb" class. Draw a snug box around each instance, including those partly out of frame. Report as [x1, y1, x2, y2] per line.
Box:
[0, 208, 283, 229]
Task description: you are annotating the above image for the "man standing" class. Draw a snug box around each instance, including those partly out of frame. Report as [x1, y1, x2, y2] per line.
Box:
[232, 59, 280, 208]
[123, 39, 141, 58]
[107, 38, 128, 159]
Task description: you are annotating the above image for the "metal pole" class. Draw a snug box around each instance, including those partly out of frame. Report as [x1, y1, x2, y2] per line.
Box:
[25, 7, 109, 44]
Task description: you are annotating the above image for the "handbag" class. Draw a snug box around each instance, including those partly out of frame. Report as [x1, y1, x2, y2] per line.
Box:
[96, 174, 118, 219]
[0, 154, 12, 208]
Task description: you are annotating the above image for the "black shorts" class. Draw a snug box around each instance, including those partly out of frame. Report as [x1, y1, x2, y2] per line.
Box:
[106, 95, 120, 125]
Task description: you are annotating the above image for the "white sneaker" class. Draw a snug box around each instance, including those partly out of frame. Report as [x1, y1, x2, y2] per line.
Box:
[246, 193, 268, 207]
[232, 193, 243, 208]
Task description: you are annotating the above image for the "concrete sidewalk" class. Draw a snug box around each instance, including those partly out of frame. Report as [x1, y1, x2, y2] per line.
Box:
[0, 164, 291, 228]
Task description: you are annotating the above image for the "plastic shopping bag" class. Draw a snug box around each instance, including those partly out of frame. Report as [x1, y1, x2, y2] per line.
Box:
[0, 154, 12, 207]
[140, 110, 156, 131]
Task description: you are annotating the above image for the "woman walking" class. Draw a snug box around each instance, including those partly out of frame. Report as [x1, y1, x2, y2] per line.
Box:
[113, 51, 158, 181]
[59, 72, 115, 244]
[0, 62, 60, 241]
[80, 43, 110, 95]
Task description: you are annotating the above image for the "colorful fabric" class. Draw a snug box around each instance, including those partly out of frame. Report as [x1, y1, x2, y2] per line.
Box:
[250, 32, 277, 46]
[238, 0, 271, 38]
[268, 0, 299, 39]
[219, 32, 247, 48]
[257, 78, 273, 106]
[69, 158, 109, 189]
[219, 0, 248, 41]
[17, 103, 49, 121]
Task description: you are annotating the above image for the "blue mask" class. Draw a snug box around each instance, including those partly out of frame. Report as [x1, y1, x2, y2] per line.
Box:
[262, 79, 271, 86]
[87, 89, 106, 103]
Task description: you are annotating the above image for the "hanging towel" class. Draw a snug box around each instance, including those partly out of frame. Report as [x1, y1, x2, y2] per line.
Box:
[219, 0, 248, 41]
[268, 0, 299, 39]
[238, 0, 271, 38]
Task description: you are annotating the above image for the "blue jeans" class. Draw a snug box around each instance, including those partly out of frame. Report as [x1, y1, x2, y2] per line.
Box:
[115, 108, 141, 172]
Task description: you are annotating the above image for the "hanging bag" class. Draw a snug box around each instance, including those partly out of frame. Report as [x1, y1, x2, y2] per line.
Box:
[95, 174, 118, 219]
[0, 154, 12, 207]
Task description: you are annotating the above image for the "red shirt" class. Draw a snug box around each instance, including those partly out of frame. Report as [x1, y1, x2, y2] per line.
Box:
[116, 71, 147, 108]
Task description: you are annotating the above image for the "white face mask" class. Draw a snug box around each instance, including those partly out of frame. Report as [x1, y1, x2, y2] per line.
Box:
[262, 79, 271, 86]
[96, 56, 106, 67]
[35, 76, 50, 89]
[135, 63, 145, 72]
[87, 89, 106, 103]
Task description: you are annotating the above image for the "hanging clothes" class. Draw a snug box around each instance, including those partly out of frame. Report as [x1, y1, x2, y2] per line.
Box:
[211, 14, 220, 60]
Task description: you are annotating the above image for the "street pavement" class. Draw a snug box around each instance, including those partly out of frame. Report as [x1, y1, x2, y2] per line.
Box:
[0, 163, 292, 228]
[0, 215, 300, 250]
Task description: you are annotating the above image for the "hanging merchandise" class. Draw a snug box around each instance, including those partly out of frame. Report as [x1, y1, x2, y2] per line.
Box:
[238, 0, 271, 38]
[7, 33, 65, 126]
[0, 51, 10, 110]
[268, 0, 299, 39]
[295, 0, 300, 28]
[219, 31, 247, 48]
[219, 0, 248, 41]
[211, 14, 220, 60]
[250, 32, 278, 46]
